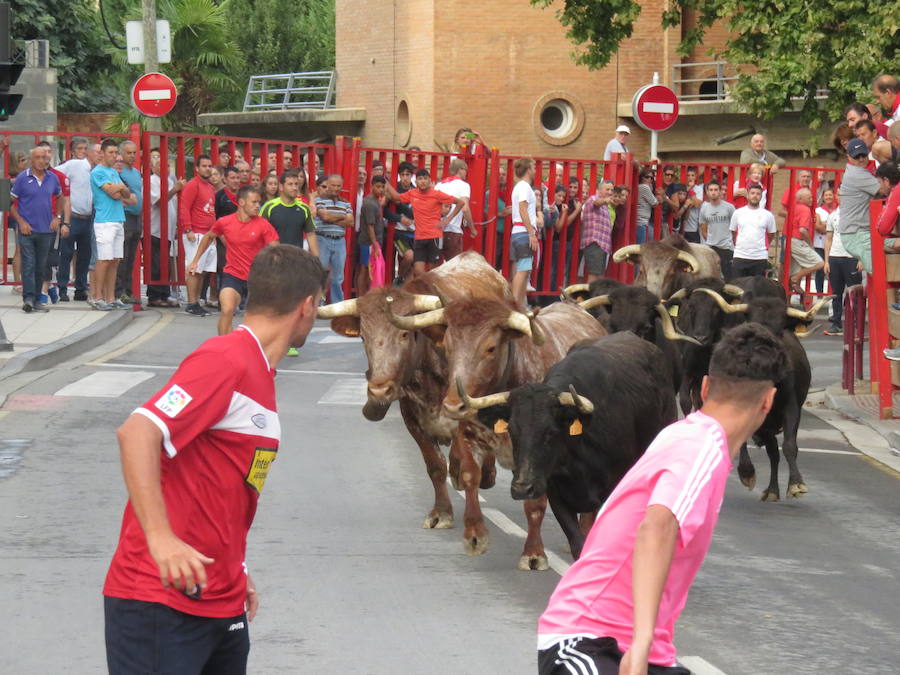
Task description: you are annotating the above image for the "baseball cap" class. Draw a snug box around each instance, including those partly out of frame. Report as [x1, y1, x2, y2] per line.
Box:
[615, 125, 631, 134]
[847, 138, 869, 159]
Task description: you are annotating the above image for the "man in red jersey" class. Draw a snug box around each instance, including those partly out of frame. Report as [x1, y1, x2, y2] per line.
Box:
[189, 185, 280, 336]
[538, 323, 786, 675]
[104, 244, 326, 675]
[179, 154, 217, 317]
[385, 168, 465, 277]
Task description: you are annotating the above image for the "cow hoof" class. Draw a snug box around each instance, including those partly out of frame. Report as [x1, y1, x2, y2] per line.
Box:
[480, 469, 496, 490]
[464, 533, 489, 556]
[518, 554, 549, 571]
[739, 472, 756, 490]
[761, 489, 780, 502]
[423, 511, 454, 529]
[787, 482, 808, 498]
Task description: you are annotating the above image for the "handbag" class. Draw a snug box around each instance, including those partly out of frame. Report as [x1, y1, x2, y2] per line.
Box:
[369, 247, 386, 288]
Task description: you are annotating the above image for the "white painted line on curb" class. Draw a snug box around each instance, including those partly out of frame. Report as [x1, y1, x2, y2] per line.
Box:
[679, 656, 728, 675]
[91, 363, 364, 377]
[798, 447, 859, 456]
[55, 370, 155, 398]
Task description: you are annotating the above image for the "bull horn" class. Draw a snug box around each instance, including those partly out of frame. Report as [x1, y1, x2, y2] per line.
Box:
[654, 304, 702, 345]
[559, 384, 594, 414]
[316, 298, 359, 319]
[502, 310, 533, 338]
[525, 311, 547, 346]
[385, 296, 447, 330]
[667, 288, 689, 303]
[786, 297, 829, 321]
[612, 244, 642, 263]
[561, 283, 590, 300]
[795, 324, 822, 339]
[675, 250, 700, 273]
[695, 288, 748, 314]
[723, 284, 745, 298]
[579, 295, 611, 311]
[456, 376, 511, 410]
[408, 294, 444, 312]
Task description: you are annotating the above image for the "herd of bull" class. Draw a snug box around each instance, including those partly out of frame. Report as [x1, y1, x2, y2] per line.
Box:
[317, 234, 827, 569]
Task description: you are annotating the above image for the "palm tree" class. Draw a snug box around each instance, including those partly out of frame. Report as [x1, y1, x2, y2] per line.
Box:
[106, 0, 244, 133]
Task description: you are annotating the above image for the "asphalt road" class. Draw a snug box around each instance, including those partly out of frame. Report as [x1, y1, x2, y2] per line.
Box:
[0, 309, 897, 674]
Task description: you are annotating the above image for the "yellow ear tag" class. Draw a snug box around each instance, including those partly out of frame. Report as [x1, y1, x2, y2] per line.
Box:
[668, 305, 679, 318]
[494, 419, 509, 434]
[569, 419, 583, 436]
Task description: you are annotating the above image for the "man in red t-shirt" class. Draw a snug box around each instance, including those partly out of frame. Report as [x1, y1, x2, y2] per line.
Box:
[386, 168, 464, 277]
[190, 185, 279, 336]
[786, 187, 824, 294]
[179, 155, 217, 316]
[104, 245, 326, 675]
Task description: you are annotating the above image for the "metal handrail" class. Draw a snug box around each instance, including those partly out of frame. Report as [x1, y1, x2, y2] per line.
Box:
[671, 61, 737, 101]
[242, 71, 336, 112]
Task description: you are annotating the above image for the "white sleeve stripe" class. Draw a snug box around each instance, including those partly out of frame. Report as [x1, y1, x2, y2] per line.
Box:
[670, 432, 718, 520]
[134, 407, 178, 458]
[676, 446, 722, 524]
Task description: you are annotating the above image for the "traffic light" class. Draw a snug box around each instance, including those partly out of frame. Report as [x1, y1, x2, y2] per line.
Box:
[0, 2, 21, 122]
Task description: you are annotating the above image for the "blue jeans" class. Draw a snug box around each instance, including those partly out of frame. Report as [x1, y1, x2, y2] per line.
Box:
[58, 214, 93, 294]
[18, 231, 55, 303]
[636, 222, 654, 244]
[318, 235, 346, 301]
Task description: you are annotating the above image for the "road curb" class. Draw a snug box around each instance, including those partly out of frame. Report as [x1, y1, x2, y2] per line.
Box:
[0, 309, 134, 381]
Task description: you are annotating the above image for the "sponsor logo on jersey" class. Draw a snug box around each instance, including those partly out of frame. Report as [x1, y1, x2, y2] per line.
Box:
[251, 413, 267, 429]
[154, 384, 193, 418]
[245, 447, 277, 494]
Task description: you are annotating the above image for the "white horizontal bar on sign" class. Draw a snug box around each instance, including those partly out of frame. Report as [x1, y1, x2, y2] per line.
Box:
[138, 89, 173, 101]
[642, 102, 675, 113]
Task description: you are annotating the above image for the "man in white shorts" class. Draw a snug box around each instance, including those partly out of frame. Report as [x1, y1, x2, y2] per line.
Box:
[90, 139, 136, 310]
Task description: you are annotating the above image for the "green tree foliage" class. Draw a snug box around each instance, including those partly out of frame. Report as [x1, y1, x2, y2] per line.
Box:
[11, 0, 119, 112]
[532, 0, 900, 125]
[106, 0, 244, 132]
[221, 0, 335, 108]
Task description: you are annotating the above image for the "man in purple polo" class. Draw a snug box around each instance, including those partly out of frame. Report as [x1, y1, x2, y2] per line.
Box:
[10, 147, 62, 312]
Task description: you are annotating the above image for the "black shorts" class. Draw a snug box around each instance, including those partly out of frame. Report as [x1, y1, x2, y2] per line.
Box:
[220, 272, 248, 300]
[394, 231, 415, 254]
[105, 596, 249, 675]
[538, 636, 691, 675]
[413, 237, 441, 264]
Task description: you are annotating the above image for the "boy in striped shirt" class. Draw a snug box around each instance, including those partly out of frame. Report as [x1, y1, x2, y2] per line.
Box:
[538, 323, 787, 675]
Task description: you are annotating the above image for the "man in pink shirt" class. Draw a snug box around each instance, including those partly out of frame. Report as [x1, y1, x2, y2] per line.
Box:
[538, 323, 787, 675]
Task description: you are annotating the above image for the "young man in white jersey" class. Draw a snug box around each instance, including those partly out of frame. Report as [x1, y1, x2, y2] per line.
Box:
[538, 323, 786, 675]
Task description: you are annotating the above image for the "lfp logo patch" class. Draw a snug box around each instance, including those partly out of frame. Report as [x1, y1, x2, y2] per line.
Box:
[155, 385, 193, 418]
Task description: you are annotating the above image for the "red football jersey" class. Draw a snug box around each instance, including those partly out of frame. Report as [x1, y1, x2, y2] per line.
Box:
[104, 326, 280, 618]
[211, 213, 279, 280]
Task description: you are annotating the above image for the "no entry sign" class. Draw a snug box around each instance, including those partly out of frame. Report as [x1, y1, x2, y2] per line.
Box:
[631, 84, 679, 132]
[131, 72, 177, 118]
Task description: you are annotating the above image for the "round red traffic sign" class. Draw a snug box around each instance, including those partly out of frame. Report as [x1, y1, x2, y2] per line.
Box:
[131, 72, 177, 118]
[631, 84, 679, 132]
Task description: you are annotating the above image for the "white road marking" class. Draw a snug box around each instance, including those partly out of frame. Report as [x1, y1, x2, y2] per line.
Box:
[279, 369, 364, 377]
[94, 363, 173, 369]
[92, 363, 364, 377]
[798, 447, 859, 456]
[449, 479, 486, 503]
[317, 379, 368, 405]
[679, 656, 728, 675]
[317, 335, 360, 344]
[54, 371, 155, 398]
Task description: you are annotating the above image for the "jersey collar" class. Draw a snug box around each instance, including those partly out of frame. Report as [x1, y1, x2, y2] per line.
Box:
[238, 324, 271, 371]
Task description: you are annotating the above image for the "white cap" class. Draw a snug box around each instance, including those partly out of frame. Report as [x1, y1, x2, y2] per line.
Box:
[615, 125, 631, 134]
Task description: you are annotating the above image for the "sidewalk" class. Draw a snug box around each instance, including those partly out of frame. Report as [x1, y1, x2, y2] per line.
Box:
[818, 381, 900, 473]
[0, 284, 133, 379]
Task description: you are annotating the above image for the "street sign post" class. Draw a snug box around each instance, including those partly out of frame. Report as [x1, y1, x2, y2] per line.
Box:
[131, 72, 177, 118]
[125, 19, 171, 65]
[631, 73, 679, 159]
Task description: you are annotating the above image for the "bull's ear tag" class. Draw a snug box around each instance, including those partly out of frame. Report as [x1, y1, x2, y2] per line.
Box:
[668, 305, 679, 318]
[494, 419, 509, 434]
[569, 419, 583, 436]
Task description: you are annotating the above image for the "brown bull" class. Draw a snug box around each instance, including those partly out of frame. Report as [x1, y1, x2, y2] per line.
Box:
[389, 296, 606, 569]
[613, 233, 722, 299]
[317, 252, 511, 532]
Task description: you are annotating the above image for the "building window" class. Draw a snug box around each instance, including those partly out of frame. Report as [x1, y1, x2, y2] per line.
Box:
[533, 92, 585, 146]
[396, 99, 411, 147]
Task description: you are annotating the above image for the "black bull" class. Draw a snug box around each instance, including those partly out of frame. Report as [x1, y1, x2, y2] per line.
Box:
[460, 333, 677, 559]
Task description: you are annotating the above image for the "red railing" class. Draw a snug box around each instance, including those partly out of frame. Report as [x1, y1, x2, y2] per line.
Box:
[842, 284, 867, 394]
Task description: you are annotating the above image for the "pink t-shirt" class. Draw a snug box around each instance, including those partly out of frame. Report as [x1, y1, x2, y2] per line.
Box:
[538, 412, 731, 667]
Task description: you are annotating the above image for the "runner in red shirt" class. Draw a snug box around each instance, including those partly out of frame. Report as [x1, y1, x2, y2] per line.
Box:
[190, 184, 280, 336]
[179, 155, 218, 316]
[386, 168, 464, 277]
[104, 245, 326, 675]
[538, 324, 786, 675]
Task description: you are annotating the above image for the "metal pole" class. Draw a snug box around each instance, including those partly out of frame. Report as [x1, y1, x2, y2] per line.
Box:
[142, 0, 160, 132]
[650, 71, 660, 160]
